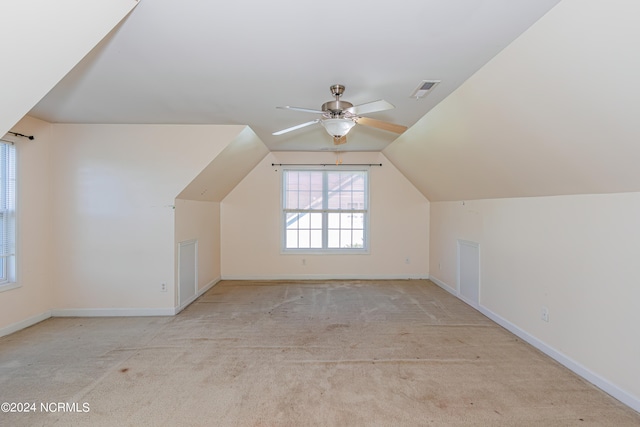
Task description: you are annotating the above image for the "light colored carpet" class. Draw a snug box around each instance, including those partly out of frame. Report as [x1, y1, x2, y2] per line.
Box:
[0, 280, 638, 426]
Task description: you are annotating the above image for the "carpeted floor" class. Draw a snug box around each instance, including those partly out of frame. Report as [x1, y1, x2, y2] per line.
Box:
[1, 280, 638, 426]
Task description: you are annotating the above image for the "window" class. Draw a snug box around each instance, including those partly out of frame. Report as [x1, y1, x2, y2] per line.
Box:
[0, 141, 16, 285]
[283, 169, 368, 252]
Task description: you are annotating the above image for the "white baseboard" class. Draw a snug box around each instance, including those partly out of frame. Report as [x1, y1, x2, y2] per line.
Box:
[175, 276, 221, 314]
[0, 311, 51, 338]
[478, 305, 640, 413]
[428, 274, 457, 296]
[221, 274, 429, 281]
[51, 307, 176, 317]
[427, 277, 640, 413]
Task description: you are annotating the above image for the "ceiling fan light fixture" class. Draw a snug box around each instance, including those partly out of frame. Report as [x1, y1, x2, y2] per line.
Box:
[321, 118, 356, 138]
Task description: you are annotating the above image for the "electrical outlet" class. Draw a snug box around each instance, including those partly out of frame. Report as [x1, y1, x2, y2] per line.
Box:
[302, 258, 306, 266]
[405, 257, 411, 264]
[541, 306, 549, 322]
[160, 283, 167, 292]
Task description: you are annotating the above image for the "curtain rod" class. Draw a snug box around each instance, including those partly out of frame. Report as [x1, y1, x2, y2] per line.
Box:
[271, 163, 382, 167]
[7, 131, 35, 140]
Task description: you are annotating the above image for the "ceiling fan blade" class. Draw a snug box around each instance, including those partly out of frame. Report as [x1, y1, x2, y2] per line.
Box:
[277, 106, 324, 114]
[356, 117, 407, 134]
[272, 120, 320, 135]
[346, 99, 394, 116]
[333, 135, 347, 145]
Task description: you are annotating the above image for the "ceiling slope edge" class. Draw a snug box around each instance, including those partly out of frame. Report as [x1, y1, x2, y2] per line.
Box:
[177, 127, 270, 202]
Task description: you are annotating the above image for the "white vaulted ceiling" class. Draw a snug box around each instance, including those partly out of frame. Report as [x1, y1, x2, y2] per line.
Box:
[22, 0, 640, 202]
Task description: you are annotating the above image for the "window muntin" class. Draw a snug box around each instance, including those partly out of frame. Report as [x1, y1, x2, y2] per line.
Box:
[283, 169, 368, 252]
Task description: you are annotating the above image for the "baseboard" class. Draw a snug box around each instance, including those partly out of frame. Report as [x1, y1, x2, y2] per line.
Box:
[175, 276, 221, 314]
[221, 274, 429, 281]
[428, 275, 457, 296]
[427, 277, 640, 413]
[51, 307, 176, 317]
[477, 305, 640, 413]
[0, 310, 52, 338]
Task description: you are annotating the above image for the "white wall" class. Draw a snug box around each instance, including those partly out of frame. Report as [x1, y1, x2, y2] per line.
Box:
[0, 0, 138, 135]
[175, 199, 221, 291]
[48, 123, 244, 312]
[0, 117, 54, 334]
[221, 151, 429, 279]
[429, 193, 640, 410]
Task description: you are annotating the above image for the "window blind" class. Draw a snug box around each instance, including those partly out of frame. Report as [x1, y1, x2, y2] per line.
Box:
[0, 141, 16, 282]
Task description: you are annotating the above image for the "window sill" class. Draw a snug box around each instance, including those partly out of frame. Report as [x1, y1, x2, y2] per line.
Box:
[0, 282, 21, 293]
[281, 249, 370, 255]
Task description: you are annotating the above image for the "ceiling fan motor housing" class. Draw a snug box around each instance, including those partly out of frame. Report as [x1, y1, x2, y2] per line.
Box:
[322, 100, 353, 117]
[322, 84, 353, 117]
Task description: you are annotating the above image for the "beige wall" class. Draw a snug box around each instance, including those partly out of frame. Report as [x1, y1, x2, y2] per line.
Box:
[0, 116, 54, 332]
[47, 123, 242, 312]
[175, 199, 221, 292]
[221, 151, 429, 279]
[429, 193, 640, 408]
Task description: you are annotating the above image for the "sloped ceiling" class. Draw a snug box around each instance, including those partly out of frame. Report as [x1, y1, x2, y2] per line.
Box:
[27, 0, 560, 152]
[384, 0, 640, 201]
[177, 127, 270, 202]
[0, 0, 138, 136]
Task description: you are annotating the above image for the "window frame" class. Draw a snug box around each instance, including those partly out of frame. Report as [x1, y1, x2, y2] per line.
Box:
[281, 167, 370, 254]
[0, 140, 16, 290]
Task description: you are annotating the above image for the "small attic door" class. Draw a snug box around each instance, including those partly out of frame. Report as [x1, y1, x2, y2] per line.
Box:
[457, 240, 480, 308]
[178, 239, 197, 307]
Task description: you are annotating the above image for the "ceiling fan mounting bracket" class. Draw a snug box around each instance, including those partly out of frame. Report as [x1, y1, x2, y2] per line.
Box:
[329, 84, 346, 98]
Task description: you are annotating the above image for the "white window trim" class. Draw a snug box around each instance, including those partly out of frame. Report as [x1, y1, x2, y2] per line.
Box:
[280, 167, 370, 254]
[0, 139, 17, 289]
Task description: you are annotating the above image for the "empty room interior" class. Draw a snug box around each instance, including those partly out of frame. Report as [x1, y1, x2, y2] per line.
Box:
[1, 0, 640, 425]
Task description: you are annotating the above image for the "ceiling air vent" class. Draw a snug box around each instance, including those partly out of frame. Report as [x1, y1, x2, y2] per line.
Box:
[410, 80, 440, 99]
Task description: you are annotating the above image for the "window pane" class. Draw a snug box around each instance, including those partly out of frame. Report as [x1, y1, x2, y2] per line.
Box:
[298, 191, 311, 209]
[328, 230, 340, 248]
[310, 230, 322, 248]
[327, 189, 340, 209]
[298, 212, 310, 228]
[310, 191, 323, 210]
[352, 191, 365, 209]
[340, 213, 352, 228]
[299, 230, 311, 248]
[286, 230, 298, 248]
[328, 213, 340, 228]
[340, 230, 351, 247]
[310, 213, 322, 228]
[352, 213, 364, 229]
[286, 213, 299, 229]
[285, 191, 298, 209]
[352, 230, 364, 248]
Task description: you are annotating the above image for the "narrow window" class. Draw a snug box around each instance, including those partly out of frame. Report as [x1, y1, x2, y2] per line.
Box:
[282, 169, 368, 252]
[0, 141, 16, 285]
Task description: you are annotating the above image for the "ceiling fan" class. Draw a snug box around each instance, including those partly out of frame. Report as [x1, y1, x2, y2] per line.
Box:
[273, 84, 408, 145]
